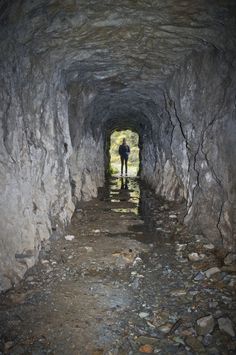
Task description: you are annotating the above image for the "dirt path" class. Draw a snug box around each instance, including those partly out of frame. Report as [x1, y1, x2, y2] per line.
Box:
[0, 177, 235, 354]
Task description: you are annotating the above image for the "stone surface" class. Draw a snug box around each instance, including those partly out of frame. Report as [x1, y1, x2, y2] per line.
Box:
[204, 244, 215, 250]
[188, 252, 201, 262]
[0, 0, 236, 290]
[0, 177, 235, 353]
[139, 344, 154, 353]
[185, 336, 206, 353]
[203, 334, 213, 346]
[139, 312, 150, 319]
[171, 289, 186, 297]
[137, 336, 159, 347]
[64, 235, 75, 241]
[224, 253, 236, 265]
[218, 318, 235, 337]
[158, 323, 173, 334]
[194, 272, 205, 281]
[205, 267, 221, 279]
[221, 265, 236, 273]
[196, 315, 215, 336]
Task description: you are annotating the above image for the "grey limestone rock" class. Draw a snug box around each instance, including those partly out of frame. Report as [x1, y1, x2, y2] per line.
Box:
[0, 0, 236, 290]
[218, 317, 235, 337]
[196, 315, 215, 336]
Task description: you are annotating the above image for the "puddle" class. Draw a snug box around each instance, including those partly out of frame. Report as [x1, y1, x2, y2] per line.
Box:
[111, 207, 139, 215]
[0, 176, 235, 354]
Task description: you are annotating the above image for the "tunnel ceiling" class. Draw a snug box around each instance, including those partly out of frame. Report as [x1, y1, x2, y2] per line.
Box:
[62, 0, 235, 85]
[0, 0, 236, 292]
[86, 90, 162, 136]
[1, 0, 235, 140]
[1, 0, 235, 101]
[63, 0, 235, 132]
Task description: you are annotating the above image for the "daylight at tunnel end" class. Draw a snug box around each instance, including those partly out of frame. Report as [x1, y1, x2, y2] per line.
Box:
[0, 0, 235, 294]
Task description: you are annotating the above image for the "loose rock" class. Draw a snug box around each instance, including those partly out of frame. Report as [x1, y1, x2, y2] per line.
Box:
[4, 341, 14, 352]
[218, 317, 235, 337]
[64, 235, 75, 241]
[171, 289, 187, 296]
[84, 246, 93, 252]
[205, 267, 221, 278]
[224, 253, 236, 265]
[194, 271, 205, 281]
[188, 252, 201, 261]
[139, 312, 150, 319]
[196, 315, 214, 335]
[139, 344, 154, 353]
[158, 323, 173, 334]
[185, 336, 206, 353]
[221, 265, 236, 273]
[203, 243, 215, 250]
[203, 333, 213, 346]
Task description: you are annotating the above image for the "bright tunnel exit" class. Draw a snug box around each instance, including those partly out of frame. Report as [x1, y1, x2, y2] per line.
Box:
[110, 130, 140, 177]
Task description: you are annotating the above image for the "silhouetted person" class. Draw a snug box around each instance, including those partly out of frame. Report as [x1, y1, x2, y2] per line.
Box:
[119, 138, 130, 176]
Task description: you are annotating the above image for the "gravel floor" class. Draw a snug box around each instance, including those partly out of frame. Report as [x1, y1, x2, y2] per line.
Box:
[0, 177, 235, 354]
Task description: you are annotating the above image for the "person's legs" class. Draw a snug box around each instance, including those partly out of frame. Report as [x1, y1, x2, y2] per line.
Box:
[120, 156, 124, 175]
[125, 158, 128, 175]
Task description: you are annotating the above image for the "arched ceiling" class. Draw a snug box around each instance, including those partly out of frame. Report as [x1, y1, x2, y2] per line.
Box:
[2, 0, 234, 146]
[1, 0, 235, 91]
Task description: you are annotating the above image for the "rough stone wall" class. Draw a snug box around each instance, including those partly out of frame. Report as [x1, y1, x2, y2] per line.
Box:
[0, 47, 74, 291]
[69, 134, 105, 202]
[0, 0, 236, 291]
[68, 84, 105, 202]
[161, 49, 236, 249]
[140, 93, 186, 202]
[137, 48, 236, 249]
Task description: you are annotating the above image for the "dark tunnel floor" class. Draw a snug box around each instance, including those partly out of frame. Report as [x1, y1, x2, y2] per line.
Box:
[0, 177, 236, 354]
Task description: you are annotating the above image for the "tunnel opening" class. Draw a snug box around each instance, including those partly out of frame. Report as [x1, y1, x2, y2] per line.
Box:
[0, 0, 235, 293]
[0, 1, 236, 352]
[109, 129, 140, 177]
[102, 113, 151, 182]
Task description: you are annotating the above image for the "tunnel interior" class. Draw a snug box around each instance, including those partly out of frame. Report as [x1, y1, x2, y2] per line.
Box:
[0, 0, 236, 293]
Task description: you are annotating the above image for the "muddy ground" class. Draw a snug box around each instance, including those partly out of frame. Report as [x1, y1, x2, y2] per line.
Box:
[0, 177, 235, 354]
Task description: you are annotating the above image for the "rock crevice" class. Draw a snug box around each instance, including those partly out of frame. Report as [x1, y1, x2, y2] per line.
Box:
[0, 0, 235, 290]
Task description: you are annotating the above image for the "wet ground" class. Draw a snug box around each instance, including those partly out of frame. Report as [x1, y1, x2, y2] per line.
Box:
[0, 177, 236, 354]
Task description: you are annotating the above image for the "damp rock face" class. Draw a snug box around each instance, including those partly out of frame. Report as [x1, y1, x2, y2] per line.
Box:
[0, 0, 236, 290]
[164, 50, 236, 248]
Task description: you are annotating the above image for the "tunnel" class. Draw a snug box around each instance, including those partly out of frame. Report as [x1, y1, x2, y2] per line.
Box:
[0, 0, 236, 352]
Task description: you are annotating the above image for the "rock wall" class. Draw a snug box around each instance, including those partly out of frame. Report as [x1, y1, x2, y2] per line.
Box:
[0, 62, 105, 291]
[68, 83, 105, 202]
[0, 48, 74, 291]
[142, 49, 236, 249]
[166, 50, 236, 249]
[0, 0, 236, 291]
[69, 134, 105, 202]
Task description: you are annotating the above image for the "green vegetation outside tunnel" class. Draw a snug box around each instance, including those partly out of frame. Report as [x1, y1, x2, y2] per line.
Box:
[109, 130, 140, 176]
